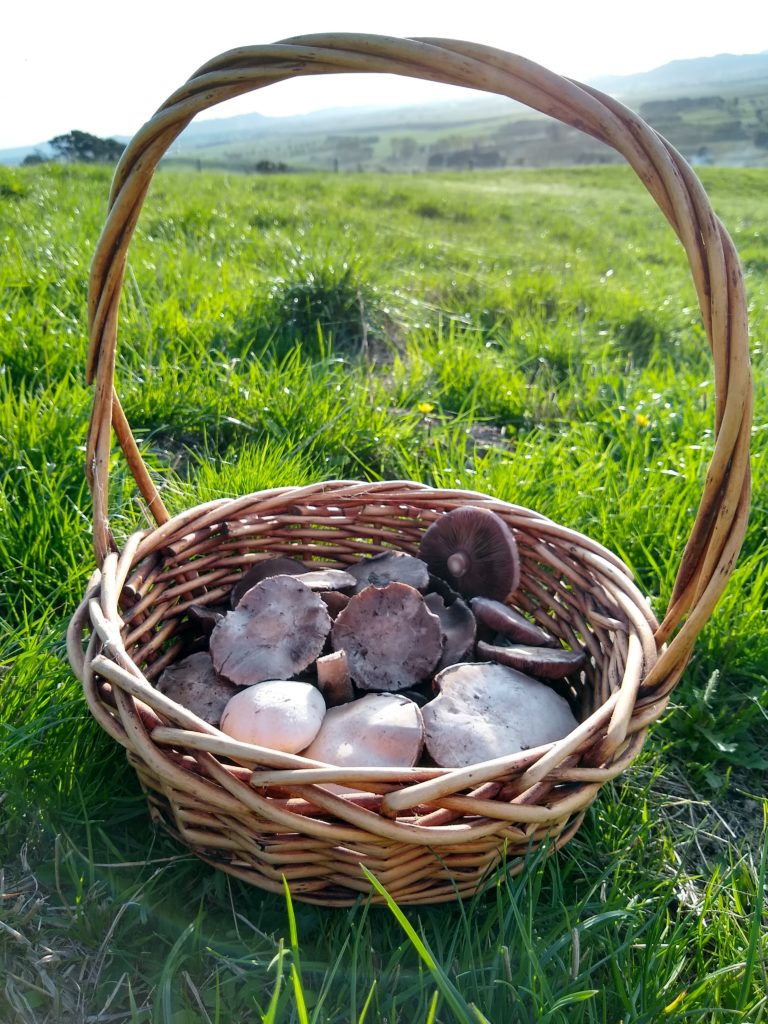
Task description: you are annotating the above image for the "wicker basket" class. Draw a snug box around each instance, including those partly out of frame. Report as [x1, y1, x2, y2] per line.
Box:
[67, 35, 752, 906]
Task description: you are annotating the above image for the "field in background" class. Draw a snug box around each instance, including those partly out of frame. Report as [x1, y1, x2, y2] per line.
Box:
[1, 162, 766, 1022]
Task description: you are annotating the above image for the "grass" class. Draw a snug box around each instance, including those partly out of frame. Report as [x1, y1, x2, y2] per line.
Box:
[1, 160, 767, 1022]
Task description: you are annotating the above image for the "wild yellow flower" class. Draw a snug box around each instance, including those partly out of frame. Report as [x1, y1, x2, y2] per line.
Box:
[417, 402, 435, 414]
[635, 412, 651, 428]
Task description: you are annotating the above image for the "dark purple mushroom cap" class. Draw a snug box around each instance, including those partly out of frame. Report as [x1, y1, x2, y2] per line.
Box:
[418, 507, 520, 601]
[330, 582, 443, 692]
[186, 603, 225, 638]
[423, 592, 477, 671]
[470, 597, 559, 648]
[345, 551, 430, 594]
[477, 641, 587, 679]
[230, 556, 307, 608]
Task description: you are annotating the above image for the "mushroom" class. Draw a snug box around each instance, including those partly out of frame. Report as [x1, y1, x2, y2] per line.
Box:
[219, 679, 326, 752]
[423, 592, 477, 670]
[470, 596, 559, 647]
[346, 551, 430, 594]
[294, 569, 357, 591]
[320, 590, 351, 619]
[301, 692, 424, 768]
[316, 649, 354, 706]
[476, 641, 587, 679]
[422, 662, 579, 768]
[229, 556, 306, 608]
[418, 507, 520, 601]
[186, 603, 225, 638]
[210, 575, 331, 686]
[156, 651, 238, 726]
[330, 582, 443, 691]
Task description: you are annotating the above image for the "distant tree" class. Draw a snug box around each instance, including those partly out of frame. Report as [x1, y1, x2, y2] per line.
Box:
[22, 151, 46, 166]
[49, 130, 125, 164]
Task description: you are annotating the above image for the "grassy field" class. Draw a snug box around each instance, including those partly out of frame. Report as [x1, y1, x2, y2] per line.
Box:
[1, 161, 767, 1022]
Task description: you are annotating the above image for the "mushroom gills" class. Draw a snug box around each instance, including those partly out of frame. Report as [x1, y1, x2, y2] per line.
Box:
[418, 506, 520, 601]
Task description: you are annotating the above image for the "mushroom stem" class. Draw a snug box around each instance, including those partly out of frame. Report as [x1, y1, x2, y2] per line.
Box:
[446, 551, 470, 578]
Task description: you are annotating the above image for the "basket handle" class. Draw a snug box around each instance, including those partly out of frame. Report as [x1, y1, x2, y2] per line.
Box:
[85, 33, 751, 662]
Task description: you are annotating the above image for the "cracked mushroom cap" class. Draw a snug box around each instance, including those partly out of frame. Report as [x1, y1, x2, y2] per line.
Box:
[422, 662, 578, 768]
[301, 692, 424, 768]
[418, 507, 520, 601]
[211, 575, 331, 686]
[219, 679, 326, 752]
[330, 582, 443, 691]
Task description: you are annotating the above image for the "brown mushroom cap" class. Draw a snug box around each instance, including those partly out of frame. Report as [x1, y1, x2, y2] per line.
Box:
[418, 507, 520, 601]
[230, 556, 306, 608]
[423, 662, 578, 767]
[330, 582, 443, 691]
[345, 551, 431, 594]
[470, 597, 559, 648]
[477, 641, 587, 679]
[301, 692, 424, 768]
[156, 651, 237, 726]
[211, 575, 331, 686]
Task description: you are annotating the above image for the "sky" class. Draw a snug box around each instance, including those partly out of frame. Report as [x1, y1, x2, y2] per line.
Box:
[2, 0, 766, 150]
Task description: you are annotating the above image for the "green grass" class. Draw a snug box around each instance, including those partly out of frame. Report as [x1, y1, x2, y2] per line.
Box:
[1, 161, 767, 1022]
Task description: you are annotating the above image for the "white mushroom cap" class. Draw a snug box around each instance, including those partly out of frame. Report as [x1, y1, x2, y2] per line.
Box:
[423, 662, 578, 768]
[219, 680, 326, 753]
[301, 692, 424, 768]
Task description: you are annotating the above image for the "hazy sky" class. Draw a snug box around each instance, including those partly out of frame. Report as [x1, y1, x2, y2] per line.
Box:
[3, 0, 766, 149]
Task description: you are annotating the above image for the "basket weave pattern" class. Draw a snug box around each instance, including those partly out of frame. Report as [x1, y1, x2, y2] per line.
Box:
[67, 35, 752, 905]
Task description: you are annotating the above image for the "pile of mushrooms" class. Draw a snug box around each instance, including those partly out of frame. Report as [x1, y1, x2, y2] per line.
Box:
[158, 507, 584, 769]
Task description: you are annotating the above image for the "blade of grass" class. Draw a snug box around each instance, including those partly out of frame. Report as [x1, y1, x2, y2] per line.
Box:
[361, 867, 490, 1024]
